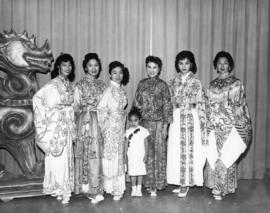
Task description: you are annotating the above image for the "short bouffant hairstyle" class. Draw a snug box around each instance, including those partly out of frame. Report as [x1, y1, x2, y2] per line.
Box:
[175, 50, 197, 74]
[108, 61, 129, 86]
[145, 55, 163, 70]
[213, 51, 234, 72]
[51, 53, 75, 82]
[82, 53, 102, 74]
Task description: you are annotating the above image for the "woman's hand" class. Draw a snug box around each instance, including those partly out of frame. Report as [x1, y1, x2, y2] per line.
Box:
[143, 155, 147, 163]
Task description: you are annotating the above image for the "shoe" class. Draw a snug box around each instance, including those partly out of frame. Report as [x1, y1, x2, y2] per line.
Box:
[136, 185, 142, 197]
[136, 189, 142, 197]
[212, 189, 223, 201]
[150, 190, 157, 197]
[113, 195, 122, 201]
[213, 194, 223, 200]
[56, 195, 63, 201]
[89, 194, 104, 204]
[61, 197, 70, 205]
[131, 189, 137, 197]
[172, 188, 180, 193]
[51, 193, 57, 197]
[81, 183, 89, 193]
[178, 187, 189, 198]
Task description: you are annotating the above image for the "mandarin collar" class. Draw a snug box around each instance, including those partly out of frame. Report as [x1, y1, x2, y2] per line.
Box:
[111, 80, 121, 88]
[86, 73, 96, 82]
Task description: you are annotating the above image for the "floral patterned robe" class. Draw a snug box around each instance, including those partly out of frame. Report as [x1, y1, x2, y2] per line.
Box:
[33, 76, 75, 199]
[97, 81, 128, 196]
[167, 72, 207, 187]
[133, 76, 173, 190]
[205, 75, 252, 195]
[73, 75, 106, 196]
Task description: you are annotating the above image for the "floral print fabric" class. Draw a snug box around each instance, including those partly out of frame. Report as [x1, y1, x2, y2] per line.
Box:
[205, 75, 252, 195]
[97, 81, 128, 195]
[73, 75, 106, 195]
[33, 76, 75, 199]
[133, 77, 173, 190]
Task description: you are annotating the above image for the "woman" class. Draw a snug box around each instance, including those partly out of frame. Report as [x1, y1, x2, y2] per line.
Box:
[133, 55, 173, 196]
[167, 51, 207, 198]
[33, 53, 76, 204]
[205, 51, 252, 200]
[73, 53, 106, 204]
[97, 61, 128, 201]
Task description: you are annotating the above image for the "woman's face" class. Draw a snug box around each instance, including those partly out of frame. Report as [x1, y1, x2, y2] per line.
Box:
[59, 61, 72, 78]
[146, 62, 160, 78]
[110, 66, 123, 84]
[178, 58, 192, 74]
[85, 59, 100, 77]
[216, 57, 230, 75]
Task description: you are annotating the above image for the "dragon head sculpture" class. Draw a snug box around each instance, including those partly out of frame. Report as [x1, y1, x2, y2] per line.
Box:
[0, 30, 53, 177]
[0, 29, 53, 73]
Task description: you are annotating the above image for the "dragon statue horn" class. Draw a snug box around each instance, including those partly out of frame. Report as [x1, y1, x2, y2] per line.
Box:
[41, 39, 50, 51]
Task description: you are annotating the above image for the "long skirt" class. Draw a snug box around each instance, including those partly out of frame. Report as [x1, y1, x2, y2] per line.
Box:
[142, 120, 167, 190]
[43, 134, 74, 199]
[74, 111, 103, 196]
[204, 161, 238, 195]
[167, 109, 206, 187]
[204, 126, 246, 195]
[102, 152, 126, 196]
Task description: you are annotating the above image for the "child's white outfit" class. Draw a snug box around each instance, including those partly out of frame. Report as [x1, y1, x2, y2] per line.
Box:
[125, 125, 150, 176]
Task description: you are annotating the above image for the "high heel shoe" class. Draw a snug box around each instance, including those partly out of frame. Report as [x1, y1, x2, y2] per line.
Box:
[61, 196, 70, 205]
[178, 187, 189, 198]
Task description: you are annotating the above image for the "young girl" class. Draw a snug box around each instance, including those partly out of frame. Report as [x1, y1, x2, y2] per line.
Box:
[125, 107, 150, 197]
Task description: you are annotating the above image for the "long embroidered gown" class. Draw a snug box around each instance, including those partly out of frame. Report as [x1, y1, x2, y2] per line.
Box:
[205, 75, 252, 195]
[73, 74, 106, 196]
[167, 72, 207, 187]
[97, 81, 128, 196]
[133, 76, 173, 190]
[33, 76, 75, 199]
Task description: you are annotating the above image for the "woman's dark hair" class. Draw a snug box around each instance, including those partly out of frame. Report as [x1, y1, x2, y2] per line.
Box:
[51, 53, 75, 81]
[82, 53, 102, 77]
[108, 61, 129, 85]
[213, 51, 234, 72]
[128, 107, 142, 120]
[145, 55, 163, 70]
[175, 50, 197, 74]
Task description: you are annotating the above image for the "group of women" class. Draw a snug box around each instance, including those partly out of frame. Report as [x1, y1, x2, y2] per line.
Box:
[32, 50, 252, 205]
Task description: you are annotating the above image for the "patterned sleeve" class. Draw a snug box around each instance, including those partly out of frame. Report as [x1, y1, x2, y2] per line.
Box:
[162, 81, 173, 123]
[97, 88, 110, 132]
[73, 84, 82, 116]
[195, 82, 207, 145]
[33, 84, 56, 152]
[233, 82, 252, 146]
[133, 81, 143, 109]
[205, 83, 216, 137]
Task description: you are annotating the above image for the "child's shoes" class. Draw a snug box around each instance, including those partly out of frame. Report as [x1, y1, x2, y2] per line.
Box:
[136, 185, 142, 197]
[131, 186, 137, 197]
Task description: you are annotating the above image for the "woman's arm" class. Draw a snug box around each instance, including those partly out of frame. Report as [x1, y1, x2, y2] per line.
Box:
[143, 136, 149, 163]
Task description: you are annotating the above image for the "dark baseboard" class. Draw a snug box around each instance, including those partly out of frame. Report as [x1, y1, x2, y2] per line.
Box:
[264, 168, 270, 188]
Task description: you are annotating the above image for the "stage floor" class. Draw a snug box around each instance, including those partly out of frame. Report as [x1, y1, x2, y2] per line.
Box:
[0, 180, 269, 213]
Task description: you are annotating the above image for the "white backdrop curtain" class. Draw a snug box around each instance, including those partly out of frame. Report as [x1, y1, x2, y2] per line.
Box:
[0, 0, 269, 179]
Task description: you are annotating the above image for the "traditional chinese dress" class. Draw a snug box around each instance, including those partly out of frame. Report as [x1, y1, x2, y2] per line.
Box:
[205, 75, 252, 195]
[33, 76, 75, 200]
[97, 80, 128, 196]
[73, 74, 106, 196]
[133, 76, 173, 190]
[167, 72, 207, 187]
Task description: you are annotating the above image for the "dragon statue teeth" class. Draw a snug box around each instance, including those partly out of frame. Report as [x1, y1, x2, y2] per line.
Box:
[0, 30, 54, 178]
